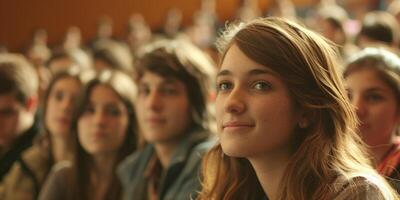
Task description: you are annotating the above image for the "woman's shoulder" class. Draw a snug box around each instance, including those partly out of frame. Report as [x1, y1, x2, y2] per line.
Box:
[38, 161, 72, 200]
[48, 161, 72, 177]
[333, 176, 397, 200]
[21, 144, 51, 176]
[0, 144, 51, 199]
[43, 161, 72, 188]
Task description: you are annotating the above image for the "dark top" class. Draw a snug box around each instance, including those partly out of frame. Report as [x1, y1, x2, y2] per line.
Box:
[0, 122, 38, 181]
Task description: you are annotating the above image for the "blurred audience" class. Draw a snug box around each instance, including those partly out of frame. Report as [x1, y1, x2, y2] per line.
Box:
[91, 40, 134, 75]
[1, 66, 85, 199]
[1, 1, 400, 198]
[356, 11, 400, 50]
[87, 16, 117, 50]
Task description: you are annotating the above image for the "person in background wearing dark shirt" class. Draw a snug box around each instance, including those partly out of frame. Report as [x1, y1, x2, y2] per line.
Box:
[0, 53, 39, 182]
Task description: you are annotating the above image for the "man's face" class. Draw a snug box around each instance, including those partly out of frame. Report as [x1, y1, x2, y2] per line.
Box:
[0, 93, 28, 147]
[136, 72, 191, 146]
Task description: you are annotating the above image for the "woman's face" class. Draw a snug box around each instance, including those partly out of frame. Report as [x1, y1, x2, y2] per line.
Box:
[216, 44, 302, 159]
[45, 77, 81, 138]
[345, 68, 400, 147]
[78, 84, 129, 156]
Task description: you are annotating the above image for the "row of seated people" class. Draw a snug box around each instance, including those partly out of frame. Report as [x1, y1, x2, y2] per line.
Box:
[1, 17, 400, 199]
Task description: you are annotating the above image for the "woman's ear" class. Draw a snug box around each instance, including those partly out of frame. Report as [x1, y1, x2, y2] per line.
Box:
[298, 109, 312, 129]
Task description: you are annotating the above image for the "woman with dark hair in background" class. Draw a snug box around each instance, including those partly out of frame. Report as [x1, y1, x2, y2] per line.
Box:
[39, 69, 137, 200]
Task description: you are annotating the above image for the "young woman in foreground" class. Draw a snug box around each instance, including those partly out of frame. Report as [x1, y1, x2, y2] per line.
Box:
[197, 17, 399, 200]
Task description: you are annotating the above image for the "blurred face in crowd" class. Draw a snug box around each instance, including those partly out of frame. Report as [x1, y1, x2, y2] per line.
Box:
[48, 57, 73, 74]
[93, 59, 112, 72]
[345, 68, 400, 147]
[45, 77, 81, 139]
[78, 84, 129, 156]
[216, 44, 301, 159]
[136, 71, 191, 146]
[0, 93, 33, 148]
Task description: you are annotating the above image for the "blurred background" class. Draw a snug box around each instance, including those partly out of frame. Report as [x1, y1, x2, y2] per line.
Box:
[0, 0, 342, 52]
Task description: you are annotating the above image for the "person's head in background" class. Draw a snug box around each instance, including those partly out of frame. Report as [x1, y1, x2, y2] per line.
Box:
[38, 65, 85, 162]
[126, 13, 152, 54]
[0, 54, 38, 151]
[315, 4, 348, 45]
[357, 11, 400, 50]
[344, 47, 400, 178]
[135, 38, 215, 150]
[96, 16, 113, 40]
[236, 0, 261, 23]
[25, 29, 53, 105]
[92, 40, 134, 75]
[63, 26, 83, 51]
[186, 10, 217, 50]
[46, 48, 92, 75]
[41, 48, 92, 105]
[314, 4, 359, 60]
[26, 29, 51, 68]
[339, 0, 381, 21]
[67, 69, 137, 200]
[163, 8, 183, 38]
[197, 17, 397, 200]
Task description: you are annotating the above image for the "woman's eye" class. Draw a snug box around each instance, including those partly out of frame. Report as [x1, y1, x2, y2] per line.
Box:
[106, 106, 121, 116]
[253, 81, 271, 91]
[347, 92, 353, 101]
[217, 82, 232, 92]
[138, 85, 150, 96]
[366, 94, 383, 102]
[54, 91, 65, 101]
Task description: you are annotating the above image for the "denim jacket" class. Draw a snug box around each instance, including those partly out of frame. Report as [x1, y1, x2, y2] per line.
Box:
[118, 128, 215, 200]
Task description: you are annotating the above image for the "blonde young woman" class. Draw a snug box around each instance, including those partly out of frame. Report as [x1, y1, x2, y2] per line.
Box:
[197, 17, 399, 200]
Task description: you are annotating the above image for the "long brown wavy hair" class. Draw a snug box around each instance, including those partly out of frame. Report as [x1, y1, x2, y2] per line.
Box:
[197, 17, 398, 200]
[67, 69, 137, 200]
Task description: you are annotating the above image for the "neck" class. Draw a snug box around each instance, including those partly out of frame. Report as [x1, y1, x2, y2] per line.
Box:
[248, 150, 291, 200]
[370, 135, 397, 164]
[90, 154, 117, 200]
[51, 136, 70, 162]
[154, 141, 180, 169]
[92, 153, 117, 180]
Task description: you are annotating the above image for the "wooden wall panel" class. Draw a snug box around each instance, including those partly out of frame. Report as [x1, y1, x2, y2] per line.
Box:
[0, 0, 312, 52]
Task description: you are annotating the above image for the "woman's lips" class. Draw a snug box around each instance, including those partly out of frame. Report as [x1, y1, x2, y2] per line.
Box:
[222, 121, 255, 133]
